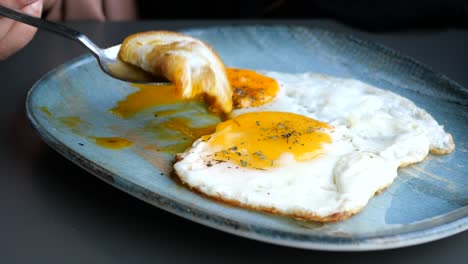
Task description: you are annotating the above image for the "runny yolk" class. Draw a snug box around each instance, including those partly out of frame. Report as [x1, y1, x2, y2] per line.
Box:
[203, 112, 332, 169]
[111, 83, 201, 118]
[58, 116, 83, 128]
[227, 68, 279, 109]
[91, 137, 133, 149]
[162, 117, 216, 140]
[40, 106, 52, 117]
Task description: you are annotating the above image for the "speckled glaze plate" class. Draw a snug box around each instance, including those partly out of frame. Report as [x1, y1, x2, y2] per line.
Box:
[26, 26, 467, 251]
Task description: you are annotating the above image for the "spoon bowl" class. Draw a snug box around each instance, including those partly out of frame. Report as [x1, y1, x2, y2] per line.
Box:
[99, 44, 162, 83]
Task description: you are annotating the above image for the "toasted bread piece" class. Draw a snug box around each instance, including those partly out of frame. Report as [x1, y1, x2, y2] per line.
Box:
[119, 31, 233, 113]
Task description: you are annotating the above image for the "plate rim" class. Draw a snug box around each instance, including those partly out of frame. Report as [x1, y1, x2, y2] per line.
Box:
[26, 25, 468, 251]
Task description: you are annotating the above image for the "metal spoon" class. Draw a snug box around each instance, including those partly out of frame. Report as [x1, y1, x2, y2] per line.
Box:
[0, 4, 164, 83]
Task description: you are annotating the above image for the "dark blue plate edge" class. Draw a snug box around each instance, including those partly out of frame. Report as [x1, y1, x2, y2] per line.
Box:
[25, 25, 468, 251]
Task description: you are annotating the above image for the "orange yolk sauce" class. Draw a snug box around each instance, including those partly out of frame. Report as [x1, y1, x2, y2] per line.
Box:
[161, 117, 216, 140]
[111, 83, 201, 118]
[202, 112, 332, 169]
[91, 137, 133, 149]
[41, 111, 134, 150]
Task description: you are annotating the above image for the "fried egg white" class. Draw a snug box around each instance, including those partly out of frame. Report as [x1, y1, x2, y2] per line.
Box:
[174, 71, 454, 222]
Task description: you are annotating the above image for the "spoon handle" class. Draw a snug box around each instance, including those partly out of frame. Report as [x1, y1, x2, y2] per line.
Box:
[0, 5, 101, 58]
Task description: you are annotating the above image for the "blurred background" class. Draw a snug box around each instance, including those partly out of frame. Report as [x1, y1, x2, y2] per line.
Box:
[42, 0, 468, 31]
[139, 0, 468, 31]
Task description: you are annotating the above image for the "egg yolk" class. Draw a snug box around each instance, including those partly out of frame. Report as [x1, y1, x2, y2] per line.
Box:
[91, 137, 133, 149]
[162, 117, 217, 140]
[226, 68, 279, 108]
[203, 112, 332, 169]
[111, 83, 201, 118]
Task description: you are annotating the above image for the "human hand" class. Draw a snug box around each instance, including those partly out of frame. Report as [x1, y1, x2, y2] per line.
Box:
[0, 0, 43, 60]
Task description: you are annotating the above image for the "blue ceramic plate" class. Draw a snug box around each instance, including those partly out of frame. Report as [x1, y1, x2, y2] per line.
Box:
[26, 26, 467, 251]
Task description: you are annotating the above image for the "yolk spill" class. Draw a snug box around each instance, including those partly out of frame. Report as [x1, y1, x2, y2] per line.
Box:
[162, 117, 216, 140]
[111, 83, 201, 118]
[57, 116, 92, 135]
[143, 116, 217, 154]
[91, 137, 133, 149]
[43, 109, 133, 151]
[58, 116, 83, 128]
[153, 109, 183, 117]
[227, 68, 279, 108]
[110, 82, 219, 154]
[203, 112, 332, 169]
[40, 106, 53, 117]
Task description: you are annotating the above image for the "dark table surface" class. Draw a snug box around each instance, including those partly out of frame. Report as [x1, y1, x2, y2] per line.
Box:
[0, 20, 467, 263]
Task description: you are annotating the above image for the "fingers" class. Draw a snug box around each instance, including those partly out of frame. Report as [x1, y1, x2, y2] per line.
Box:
[0, 17, 15, 40]
[0, 0, 43, 60]
[0, 0, 39, 39]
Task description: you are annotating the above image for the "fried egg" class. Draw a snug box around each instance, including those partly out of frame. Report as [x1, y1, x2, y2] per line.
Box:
[174, 70, 455, 222]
